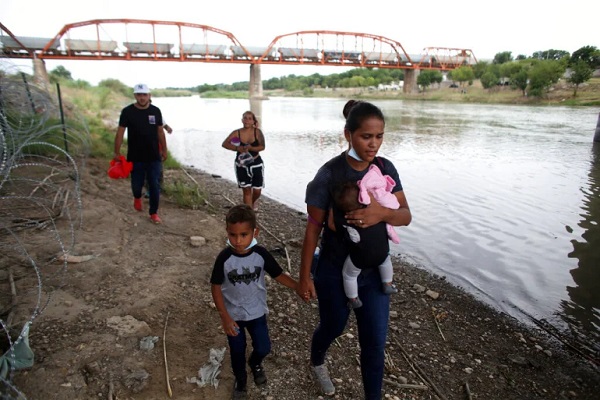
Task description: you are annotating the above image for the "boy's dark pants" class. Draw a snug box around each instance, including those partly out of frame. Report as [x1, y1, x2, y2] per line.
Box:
[227, 314, 271, 386]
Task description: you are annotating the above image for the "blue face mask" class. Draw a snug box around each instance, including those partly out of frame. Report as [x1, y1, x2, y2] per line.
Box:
[348, 145, 363, 162]
[227, 237, 258, 251]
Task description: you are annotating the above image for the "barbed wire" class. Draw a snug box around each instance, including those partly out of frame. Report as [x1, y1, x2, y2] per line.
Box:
[0, 60, 90, 399]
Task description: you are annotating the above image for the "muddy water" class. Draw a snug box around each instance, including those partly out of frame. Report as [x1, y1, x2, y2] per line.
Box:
[160, 96, 600, 346]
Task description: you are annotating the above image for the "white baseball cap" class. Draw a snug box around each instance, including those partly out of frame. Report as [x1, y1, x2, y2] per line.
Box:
[133, 83, 150, 94]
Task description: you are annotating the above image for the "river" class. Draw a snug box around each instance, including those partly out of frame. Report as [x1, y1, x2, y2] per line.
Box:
[156, 96, 600, 346]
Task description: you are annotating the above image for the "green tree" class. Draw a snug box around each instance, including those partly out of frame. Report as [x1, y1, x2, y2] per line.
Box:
[98, 78, 130, 96]
[532, 49, 570, 60]
[511, 70, 529, 96]
[570, 45, 600, 69]
[68, 79, 91, 89]
[480, 72, 499, 90]
[231, 81, 249, 91]
[417, 70, 432, 91]
[196, 83, 219, 93]
[349, 76, 367, 87]
[472, 61, 489, 79]
[493, 51, 513, 64]
[499, 62, 523, 85]
[450, 66, 475, 87]
[527, 60, 565, 97]
[431, 70, 443, 86]
[567, 60, 593, 97]
[49, 65, 73, 83]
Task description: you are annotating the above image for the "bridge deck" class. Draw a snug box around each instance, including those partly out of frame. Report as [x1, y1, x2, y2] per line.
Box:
[0, 20, 477, 69]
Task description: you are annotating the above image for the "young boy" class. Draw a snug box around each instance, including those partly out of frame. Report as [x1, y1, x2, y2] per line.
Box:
[331, 181, 398, 309]
[210, 204, 297, 399]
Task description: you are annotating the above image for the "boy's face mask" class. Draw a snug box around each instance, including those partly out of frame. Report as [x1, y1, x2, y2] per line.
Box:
[226, 237, 258, 251]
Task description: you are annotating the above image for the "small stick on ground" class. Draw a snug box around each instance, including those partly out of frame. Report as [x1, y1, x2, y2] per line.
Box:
[464, 381, 472, 400]
[432, 308, 446, 341]
[395, 338, 448, 400]
[163, 311, 173, 398]
[7, 267, 17, 328]
[107, 374, 114, 400]
[181, 167, 214, 208]
[383, 378, 428, 391]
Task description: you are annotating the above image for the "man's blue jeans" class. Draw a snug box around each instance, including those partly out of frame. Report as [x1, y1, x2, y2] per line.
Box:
[131, 161, 162, 215]
[311, 253, 390, 400]
[227, 314, 271, 385]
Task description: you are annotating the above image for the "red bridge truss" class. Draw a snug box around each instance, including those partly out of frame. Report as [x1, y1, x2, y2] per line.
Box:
[0, 19, 477, 70]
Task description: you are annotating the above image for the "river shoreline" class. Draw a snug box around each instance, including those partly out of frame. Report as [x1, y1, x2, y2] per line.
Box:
[192, 77, 600, 107]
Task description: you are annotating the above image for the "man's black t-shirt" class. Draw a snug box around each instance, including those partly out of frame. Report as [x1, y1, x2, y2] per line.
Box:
[118, 104, 163, 162]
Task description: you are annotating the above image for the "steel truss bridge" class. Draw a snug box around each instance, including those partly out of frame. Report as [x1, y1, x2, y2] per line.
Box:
[1, 19, 477, 70]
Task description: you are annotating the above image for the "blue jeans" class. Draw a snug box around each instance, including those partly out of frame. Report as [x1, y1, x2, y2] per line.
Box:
[227, 314, 271, 385]
[311, 253, 390, 400]
[131, 161, 162, 214]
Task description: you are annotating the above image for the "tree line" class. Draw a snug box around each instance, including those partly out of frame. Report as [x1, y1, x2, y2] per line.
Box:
[194, 45, 599, 98]
[442, 45, 600, 97]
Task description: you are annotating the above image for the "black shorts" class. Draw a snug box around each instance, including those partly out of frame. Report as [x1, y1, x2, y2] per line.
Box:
[235, 160, 264, 189]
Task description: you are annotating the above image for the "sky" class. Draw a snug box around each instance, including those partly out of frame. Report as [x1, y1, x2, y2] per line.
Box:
[1, 0, 598, 89]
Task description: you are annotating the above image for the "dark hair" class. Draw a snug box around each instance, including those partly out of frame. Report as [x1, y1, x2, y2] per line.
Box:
[343, 100, 385, 133]
[243, 111, 259, 128]
[226, 204, 257, 229]
[333, 181, 362, 213]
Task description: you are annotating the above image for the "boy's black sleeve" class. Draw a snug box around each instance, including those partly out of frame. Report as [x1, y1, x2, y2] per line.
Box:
[210, 249, 229, 284]
[255, 246, 283, 278]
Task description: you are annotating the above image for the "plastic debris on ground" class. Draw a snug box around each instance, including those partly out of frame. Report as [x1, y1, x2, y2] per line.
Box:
[186, 347, 226, 389]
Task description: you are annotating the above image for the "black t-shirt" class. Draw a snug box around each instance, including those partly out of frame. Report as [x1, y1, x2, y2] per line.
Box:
[118, 103, 163, 162]
[305, 152, 402, 268]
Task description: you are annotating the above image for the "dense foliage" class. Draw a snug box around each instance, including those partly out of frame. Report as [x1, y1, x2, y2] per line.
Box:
[196, 68, 404, 93]
[462, 45, 599, 98]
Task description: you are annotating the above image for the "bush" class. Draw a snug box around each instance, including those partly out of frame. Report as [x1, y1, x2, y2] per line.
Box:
[98, 79, 131, 97]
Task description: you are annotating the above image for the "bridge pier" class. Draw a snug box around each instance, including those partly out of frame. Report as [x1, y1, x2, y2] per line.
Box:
[403, 69, 420, 94]
[249, 64, 267, 100]
[32, 56, 50, 91]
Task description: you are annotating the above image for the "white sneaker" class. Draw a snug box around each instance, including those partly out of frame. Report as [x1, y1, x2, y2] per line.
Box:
[312, 364, 335, 396]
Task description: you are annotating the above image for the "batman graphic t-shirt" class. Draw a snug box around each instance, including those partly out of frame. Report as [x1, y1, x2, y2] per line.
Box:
[210, 245, 283, 321]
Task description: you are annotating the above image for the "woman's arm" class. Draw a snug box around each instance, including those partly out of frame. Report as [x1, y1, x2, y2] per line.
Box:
[221, 131, 239, 151]
[345, 191, 411, 228]
[248, 129, 266, 152]
[296, 206, 326, 301]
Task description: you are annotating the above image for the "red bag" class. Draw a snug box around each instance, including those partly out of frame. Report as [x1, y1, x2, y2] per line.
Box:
[108, 156, 133, 179]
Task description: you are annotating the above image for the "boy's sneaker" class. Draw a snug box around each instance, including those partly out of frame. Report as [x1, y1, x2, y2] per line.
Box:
[382, 282, 398, 295]
[250, 364, 267, 386]
[311, 364, 335, 396]
[348, 297, 363, 309]
[150, 213, 162, 224]
[232, 379, 247, 400]
[133, 198, 142, 211]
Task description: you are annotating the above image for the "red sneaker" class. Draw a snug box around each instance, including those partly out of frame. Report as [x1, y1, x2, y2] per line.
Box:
[134, 198, 142, 211]
[150, 214, 162, 224]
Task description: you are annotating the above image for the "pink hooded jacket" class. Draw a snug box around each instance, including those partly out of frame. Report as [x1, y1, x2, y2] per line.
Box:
[357, 164, 401, 244]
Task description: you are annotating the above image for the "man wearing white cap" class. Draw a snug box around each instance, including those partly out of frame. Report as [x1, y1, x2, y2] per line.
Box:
[114, 83, 167, 224]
